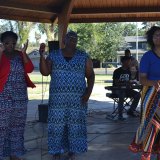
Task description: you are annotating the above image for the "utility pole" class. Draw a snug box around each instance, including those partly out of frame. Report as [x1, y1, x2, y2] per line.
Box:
[136, 22, 138, 61]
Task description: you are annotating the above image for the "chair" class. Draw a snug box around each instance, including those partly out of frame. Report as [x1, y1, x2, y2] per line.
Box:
[105, 86, 134, 119]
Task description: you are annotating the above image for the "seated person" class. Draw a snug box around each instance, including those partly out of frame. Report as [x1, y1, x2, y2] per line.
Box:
[130, 66, 139, 84]
[125, 49, 139, 80]
[124, 49, 139, 69]
[112, 56, 141, 120]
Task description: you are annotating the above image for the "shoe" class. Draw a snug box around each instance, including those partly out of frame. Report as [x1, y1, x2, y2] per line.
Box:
[141, 152, 151, 160]
[127, 110, 137, 117]
[10, 156, 25, 160]
[118, 115, 126, 121]
[68, 152, 76, 160]
[53, 154, 61, 160]
[128, 144, 141, 153]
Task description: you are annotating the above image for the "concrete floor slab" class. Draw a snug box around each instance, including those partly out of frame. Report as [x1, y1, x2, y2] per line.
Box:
[11, 83, 153, 160]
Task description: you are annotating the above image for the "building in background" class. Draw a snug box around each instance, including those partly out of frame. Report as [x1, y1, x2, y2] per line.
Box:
[28, 50, 40, 69]
[98, 36, 147, 74]
[117, 36, 147, 63]
[29, 36, 147, 71]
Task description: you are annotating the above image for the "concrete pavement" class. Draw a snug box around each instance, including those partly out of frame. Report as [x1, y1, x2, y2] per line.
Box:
[11, 84, 157, 160]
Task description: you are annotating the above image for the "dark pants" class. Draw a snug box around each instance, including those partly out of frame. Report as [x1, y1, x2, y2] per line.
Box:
[113, 89, 141, 117]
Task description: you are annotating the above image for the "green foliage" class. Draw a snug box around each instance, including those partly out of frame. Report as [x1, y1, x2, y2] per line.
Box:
[16, 21, 35, 47]
[35, 31, 41, 44]
[0, 20, 35, 48]
[0, 20, 153, 62]
[121, 22, 146, 37]
[37, 23, 58, 41]
[122, 23, 137, 36]
[92, 23, 124, 61]
[69, 23, 124, 62]
[141, 22, 156, 30]
[0, 20, 15, 32]
[138, 22, 160, 36]
[69, 23, 94, 53]
[138, 29, 145, 36]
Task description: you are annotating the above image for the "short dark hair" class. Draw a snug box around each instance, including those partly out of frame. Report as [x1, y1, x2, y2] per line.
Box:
[125, 49, 130, 54]
[121, 56, 131, 63]
[0, 31, 18, 42]
[146, 26, 160, 50]
[66, 30, 77, 39]
[124, 49, 131, 56]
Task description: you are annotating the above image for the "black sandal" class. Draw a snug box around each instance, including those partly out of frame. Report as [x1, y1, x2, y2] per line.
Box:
[68, 152, 76, 160]
[10, 156, 25, 160]
[53, 153, 61, 160]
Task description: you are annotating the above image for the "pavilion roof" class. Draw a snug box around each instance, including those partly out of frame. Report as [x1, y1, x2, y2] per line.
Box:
[0, 0, 160, 23]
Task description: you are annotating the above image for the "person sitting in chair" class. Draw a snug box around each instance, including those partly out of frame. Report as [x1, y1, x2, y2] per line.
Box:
[112, 56, 141, 120]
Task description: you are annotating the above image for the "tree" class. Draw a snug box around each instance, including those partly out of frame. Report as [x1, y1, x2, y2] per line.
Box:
[16, 21, 35, 47]
[122, 23, 137, 36]
[137, 22, 160, 36]
[0, 19, 15, 32]
[69, 23, 124, 62]
[141, 22, 157, 30]
[121, 22, 145, 37]
[69, 23, 94, 53]
[0, 20, 35, 48]
[92, 23, 124, 62]
[37, 23, 58, 42]
[35, 31, 41, 44]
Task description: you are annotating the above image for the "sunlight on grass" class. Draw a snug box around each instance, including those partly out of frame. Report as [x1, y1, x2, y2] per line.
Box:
[29, 72, 112, 83]
[28, 71, 112, 100]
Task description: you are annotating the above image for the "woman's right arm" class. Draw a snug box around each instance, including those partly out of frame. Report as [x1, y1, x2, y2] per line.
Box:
[39, 55, 52, 76]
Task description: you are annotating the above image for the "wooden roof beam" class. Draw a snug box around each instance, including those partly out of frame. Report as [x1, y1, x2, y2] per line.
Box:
[0, 3, 59, 14]
[72, 7, 160, 14]
[0, 14, 55, 23]
[70, 17, 160, 23]
[57, 0, 75, 48]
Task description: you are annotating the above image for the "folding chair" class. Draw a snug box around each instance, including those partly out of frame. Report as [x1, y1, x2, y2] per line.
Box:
[105, 86, 133, 120]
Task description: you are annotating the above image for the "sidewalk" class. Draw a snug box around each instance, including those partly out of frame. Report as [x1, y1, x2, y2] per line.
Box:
[19, 84, 156, 160]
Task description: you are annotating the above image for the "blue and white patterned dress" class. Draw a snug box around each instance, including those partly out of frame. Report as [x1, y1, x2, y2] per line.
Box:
[47, 49, 88, 154]
[0, 55, 28, 159]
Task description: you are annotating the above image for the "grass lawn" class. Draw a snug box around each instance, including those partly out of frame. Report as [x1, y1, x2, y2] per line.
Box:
[28, 71, 112, 100]
[29, 72, 112, 83]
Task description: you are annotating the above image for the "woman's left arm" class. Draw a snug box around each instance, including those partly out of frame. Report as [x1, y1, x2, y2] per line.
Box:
[81, 58, 95, 104]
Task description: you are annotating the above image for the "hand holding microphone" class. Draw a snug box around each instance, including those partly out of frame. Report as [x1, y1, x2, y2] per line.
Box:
[39, 43, 46, 57]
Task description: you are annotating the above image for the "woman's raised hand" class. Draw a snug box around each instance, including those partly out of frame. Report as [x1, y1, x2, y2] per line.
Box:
[21, 39, 28, 54]
[39, 43, 46, 56]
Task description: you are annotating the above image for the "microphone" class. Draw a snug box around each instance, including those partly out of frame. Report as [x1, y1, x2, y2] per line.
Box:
[39, 43, 46, 55]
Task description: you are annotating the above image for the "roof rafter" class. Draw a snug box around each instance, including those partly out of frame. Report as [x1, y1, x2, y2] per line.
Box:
[72, 7, 160, 15]
[70, 17, 160, 23]
[0, 4, 59, 14]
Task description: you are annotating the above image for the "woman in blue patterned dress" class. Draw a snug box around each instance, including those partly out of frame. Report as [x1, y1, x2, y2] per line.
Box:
[0, 31, 35, 160]
[39, 31, 95, 160]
